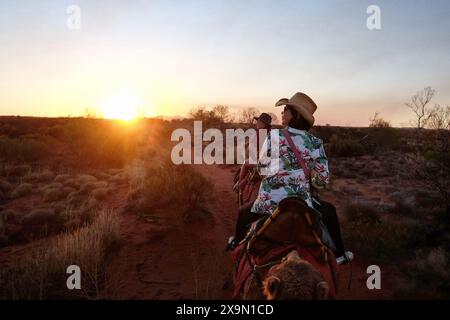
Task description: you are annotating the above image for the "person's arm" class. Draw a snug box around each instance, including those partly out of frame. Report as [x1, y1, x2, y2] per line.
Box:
[310, 139, 329, 190]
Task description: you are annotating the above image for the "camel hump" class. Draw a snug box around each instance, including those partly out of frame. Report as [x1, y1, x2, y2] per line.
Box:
[247, 197, 333, 256]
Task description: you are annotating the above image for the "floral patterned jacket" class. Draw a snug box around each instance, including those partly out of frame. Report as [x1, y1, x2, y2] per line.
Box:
[251, 127, 329, 215]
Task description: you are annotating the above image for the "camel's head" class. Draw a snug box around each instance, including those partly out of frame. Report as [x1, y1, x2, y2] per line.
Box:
[262, 250, 329, 300]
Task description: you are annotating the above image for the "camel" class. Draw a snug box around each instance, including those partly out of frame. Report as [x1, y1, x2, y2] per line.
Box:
[232, 197, 337, 300]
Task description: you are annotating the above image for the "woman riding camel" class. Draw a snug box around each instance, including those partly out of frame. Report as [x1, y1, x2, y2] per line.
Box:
[233, 112, 272, 202]
[229, 92, 353, 265]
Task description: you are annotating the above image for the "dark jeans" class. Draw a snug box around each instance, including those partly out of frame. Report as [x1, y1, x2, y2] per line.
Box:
[234, 202, 262, 243]
[233, 199, 347, 257]
[312, 200, 346, 257]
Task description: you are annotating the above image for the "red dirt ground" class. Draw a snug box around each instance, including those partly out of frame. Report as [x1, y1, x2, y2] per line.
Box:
[104, 164, 397, 299]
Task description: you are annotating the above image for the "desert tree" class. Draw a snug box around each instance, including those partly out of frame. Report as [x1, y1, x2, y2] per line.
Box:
[83, 108, 101, 119]
[427, 104, 450, 130]
[240, 107, 260, 124]
[405, 86, 435, 129]
[369, 112, 391, 128]
[188, 105, 231, 126]
[211, 105, 231, 123]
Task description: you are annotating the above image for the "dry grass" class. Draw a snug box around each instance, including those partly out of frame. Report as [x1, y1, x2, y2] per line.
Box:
[0, 208, 120, 299]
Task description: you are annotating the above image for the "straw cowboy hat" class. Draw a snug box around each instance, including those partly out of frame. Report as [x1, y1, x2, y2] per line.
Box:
[275, 92, 318, 127]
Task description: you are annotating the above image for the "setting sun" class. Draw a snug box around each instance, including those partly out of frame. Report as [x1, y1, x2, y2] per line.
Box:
[100, 91, 144, 121]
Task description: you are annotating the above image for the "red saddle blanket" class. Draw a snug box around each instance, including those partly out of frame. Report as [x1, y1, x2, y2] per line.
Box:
[230, 243, 337, 299]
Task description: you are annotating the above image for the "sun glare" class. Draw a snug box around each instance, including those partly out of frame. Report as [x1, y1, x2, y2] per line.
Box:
[100, 91, 144, 121]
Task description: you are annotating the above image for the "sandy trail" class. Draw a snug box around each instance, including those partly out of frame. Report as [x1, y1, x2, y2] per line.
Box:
[107, 163, 395, 299]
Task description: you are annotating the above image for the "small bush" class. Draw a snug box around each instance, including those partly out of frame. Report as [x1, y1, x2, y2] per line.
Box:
[93, 181, 108, 189]
[77, 174, 97, 185]
[11, 183, 33, 198]
[92, 188, 108, 201]
[0, 135, 51, 164]
[0, 179, 13, 192]
[343, 200, 428, 262]
[138, 162, 213, 222]
[43, 188, 66, 203]
[63, 178, 79, 189]
[6, 165, 31, 177]
[54, 174, 71, 183]
[344, 219, 425, 262]
[42, 182, 64, 191]
[24, 169, 54, 182]
[22, 208, 58, 226]
[392, 192, 416, 216]
[0, 209, 18, 222]
[67, 191, 85, 206]
[109, 173, 127, 185]
[326, 134, 366, 157]
[79, 182, 97, 194]
[345, 200, 381, 225]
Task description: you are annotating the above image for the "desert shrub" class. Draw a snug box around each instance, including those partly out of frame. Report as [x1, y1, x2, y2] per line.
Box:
[391, 191, 416, 216]
[399, 247, 450, 299]
[6, 165, 31, 177]
[63, 178, 79, 189]
[24, 168, 54, 182]
[0, 135, 50, 164]
[21, 208, 62, 229]
[0, 209, 119, 299]
[61, 119, 137, 169]
[43, 182, 64, 190]
[93, 181, 108, 189]
[91, 171, 110, 180]
[343, 201, 428, 261]
[43, 185, 73, 203]
[12, 207, 65, 243]
[0, 209, 18, 222]
[0, 179, 12, 192]
[67, 191, 86, 207]
[92, 188, 108, 201]
[77, 174, 97, 185]
[109, 173, 127, 185]
[326, 134, 366, 157]
[137, 162, 213, 222]
[366, 128, 401, 153]
[54, 174, 71, 183]
[79, 182, 97, 194]
[11, 183, 33, 198]
[345, 200, 381, 225]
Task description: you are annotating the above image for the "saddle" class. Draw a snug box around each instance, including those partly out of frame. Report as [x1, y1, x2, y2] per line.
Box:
[231, 197, 338, 299]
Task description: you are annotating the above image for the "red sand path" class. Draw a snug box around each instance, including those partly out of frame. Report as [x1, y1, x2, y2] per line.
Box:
[106, 164, 397, 299]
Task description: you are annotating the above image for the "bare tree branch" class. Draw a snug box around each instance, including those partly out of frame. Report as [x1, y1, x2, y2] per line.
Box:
[405, 86, 436, 129]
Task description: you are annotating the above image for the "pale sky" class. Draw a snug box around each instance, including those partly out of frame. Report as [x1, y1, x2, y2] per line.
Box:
[0, 0, 449, 126]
